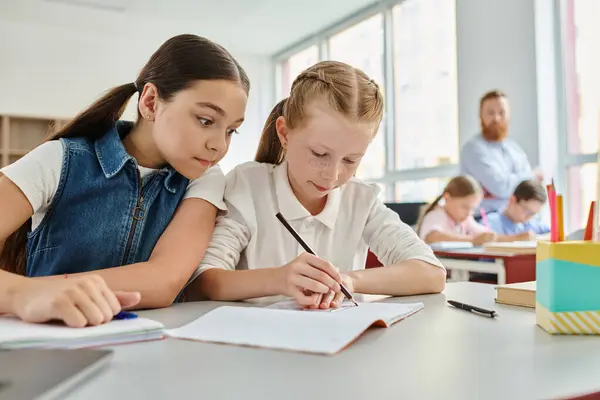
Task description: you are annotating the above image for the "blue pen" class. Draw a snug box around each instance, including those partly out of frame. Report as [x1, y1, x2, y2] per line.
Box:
[113, 311, 138, 320]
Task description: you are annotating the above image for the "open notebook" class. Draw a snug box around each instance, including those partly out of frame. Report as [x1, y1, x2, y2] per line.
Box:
[167, 301, 424, 355]
[483, 241, 537, 254]
[429, 241, 474, 250]
[0, 316, 166, 349]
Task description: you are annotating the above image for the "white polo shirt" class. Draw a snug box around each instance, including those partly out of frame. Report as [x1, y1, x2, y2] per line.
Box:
[192, 161, 443, 281]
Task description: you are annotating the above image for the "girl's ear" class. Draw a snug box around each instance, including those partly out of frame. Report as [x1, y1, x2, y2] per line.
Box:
[442, 192, 450, 203]
[138, 82, 160, 121]
[275, 116, 289, 148]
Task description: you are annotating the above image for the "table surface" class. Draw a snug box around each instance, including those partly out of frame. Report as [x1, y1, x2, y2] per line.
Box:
[434, 246, 536, 258]
[65, 283, 600, 400]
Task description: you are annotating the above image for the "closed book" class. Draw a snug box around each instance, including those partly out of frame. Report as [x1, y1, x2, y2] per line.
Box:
[495, 281, 536, 308]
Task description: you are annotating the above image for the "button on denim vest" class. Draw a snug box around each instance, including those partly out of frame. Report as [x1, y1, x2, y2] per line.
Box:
[26, 121, 189, 277]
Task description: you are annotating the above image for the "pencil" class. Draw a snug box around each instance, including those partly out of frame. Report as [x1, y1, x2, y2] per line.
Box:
[480, 207, 490, 229]
[547, 182, 558, 242]
[556, 194, 564, 241]
[275, 212, 359, 307]
[586, 201, 596, 241]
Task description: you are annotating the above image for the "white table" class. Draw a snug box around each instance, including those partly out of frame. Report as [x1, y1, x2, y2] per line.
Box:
[65, 282, 600, 400]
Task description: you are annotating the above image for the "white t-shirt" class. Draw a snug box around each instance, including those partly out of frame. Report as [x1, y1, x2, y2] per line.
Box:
[0, 141, 227, 230]
[192, 160, 444, 282]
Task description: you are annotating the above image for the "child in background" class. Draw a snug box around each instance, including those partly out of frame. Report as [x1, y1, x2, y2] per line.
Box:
[0, 34, 249, 309]
[486, 180, 550, 236]
[418, 176, 533, 245]
[186, 61, 446, 309]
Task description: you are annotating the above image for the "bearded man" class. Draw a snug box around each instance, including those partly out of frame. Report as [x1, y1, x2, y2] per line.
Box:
[459, 90, 543, 217]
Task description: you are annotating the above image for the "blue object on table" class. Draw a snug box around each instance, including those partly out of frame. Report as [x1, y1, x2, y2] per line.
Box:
[113, 311, 138, 320]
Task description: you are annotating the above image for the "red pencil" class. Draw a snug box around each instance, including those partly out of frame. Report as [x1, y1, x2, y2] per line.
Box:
[547, 181, 558, 242]
[584, 201, 595, 241]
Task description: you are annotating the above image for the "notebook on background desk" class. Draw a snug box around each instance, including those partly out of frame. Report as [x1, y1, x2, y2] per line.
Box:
[483, 241, 538, 254]
[429, 241, 474, 250]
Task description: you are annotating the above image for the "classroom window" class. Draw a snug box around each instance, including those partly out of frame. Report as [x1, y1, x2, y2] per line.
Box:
[394, 178, 447, 203]
[567, 163, 597, 232]
[564, 0, 600, 155]
[328, 14, 386, 180]
[561, 0, 600, 232]
[392, 0, 459, 170]
[278, 46, 319, 99]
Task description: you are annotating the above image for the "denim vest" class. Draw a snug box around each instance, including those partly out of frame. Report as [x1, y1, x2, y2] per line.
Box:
[26, 121, 189, 277]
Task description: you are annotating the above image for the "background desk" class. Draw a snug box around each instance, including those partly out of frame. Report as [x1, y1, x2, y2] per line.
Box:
[434, 247, 536, 284]
[66, 283, 600, 400]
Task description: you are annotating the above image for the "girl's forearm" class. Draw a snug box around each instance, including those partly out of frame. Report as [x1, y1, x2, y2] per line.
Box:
[187, 267, 283, 301]
[348, 260, 446, 296]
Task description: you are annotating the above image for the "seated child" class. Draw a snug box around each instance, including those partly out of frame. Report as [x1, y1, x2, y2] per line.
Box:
[486, 180, 550, 236]
[186, 61, 447, 309]
[418, 176, 533, 245]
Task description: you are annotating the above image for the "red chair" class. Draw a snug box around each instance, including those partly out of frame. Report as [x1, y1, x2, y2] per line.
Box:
[562, 391, 600, 400]
[366, 250, 382, 269]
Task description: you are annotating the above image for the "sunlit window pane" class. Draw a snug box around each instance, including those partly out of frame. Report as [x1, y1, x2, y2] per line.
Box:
[393, 0, 458, 170]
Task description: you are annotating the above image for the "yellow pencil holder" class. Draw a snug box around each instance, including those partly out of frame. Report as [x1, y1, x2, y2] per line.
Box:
[536, 241, 600, 335]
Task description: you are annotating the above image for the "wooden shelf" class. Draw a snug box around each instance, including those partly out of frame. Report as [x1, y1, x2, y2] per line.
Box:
[0, 115, 69, 167]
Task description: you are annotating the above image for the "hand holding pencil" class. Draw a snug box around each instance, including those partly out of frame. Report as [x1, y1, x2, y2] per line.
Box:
[276, 212, 359, 308]
[276, 252, 344, 308]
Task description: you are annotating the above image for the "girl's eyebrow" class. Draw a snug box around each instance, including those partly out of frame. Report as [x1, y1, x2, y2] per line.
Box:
[196, 102, 244, 123]
[196, 102, 226, 116]
[347, 152, 366, 157]
[314, 144, 364, 157]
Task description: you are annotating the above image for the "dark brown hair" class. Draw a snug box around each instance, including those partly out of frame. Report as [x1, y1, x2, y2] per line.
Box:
[513, 180, 547, 203]
[1, 34, 249, 275]
[417, 176, 482, 235]
[480, 89, 506, 111]
[255, 60, 383, 164]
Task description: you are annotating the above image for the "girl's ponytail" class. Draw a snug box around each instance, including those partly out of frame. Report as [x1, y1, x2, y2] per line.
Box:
[47, 83, 138, 141]
[255, 98, 287, 165]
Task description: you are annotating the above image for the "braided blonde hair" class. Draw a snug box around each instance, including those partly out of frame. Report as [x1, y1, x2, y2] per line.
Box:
[255, 61, 384, 164]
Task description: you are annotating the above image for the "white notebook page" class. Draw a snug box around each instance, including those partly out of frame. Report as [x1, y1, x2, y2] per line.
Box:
[167, 302, 423, 355]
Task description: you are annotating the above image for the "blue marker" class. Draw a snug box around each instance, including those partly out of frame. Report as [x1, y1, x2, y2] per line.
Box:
[113, 311, 138, 320]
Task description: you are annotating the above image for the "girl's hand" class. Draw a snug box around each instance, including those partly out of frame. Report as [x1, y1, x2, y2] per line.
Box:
[12, 275, 141, 328]
[472, 232, 497, 246]
[317, 274, 354, 310]
[276, 252, 342, 308]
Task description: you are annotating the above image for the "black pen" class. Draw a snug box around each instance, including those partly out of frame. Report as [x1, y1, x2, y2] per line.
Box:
[275, 212, 358, 307]
[448, 300, 498, 318]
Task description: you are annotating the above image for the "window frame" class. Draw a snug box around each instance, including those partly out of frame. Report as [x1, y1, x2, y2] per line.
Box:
[272, 0, 460, 202]
[556, 0, 600, 233]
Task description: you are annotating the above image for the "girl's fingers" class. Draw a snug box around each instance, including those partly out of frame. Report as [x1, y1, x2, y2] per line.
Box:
[319, 290, 336, 309]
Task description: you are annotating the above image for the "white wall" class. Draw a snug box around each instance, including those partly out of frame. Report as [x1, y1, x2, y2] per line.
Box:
[0, 20, 273, 173]
[1, 1, 561, 176]
[456, 0, 541, 166]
